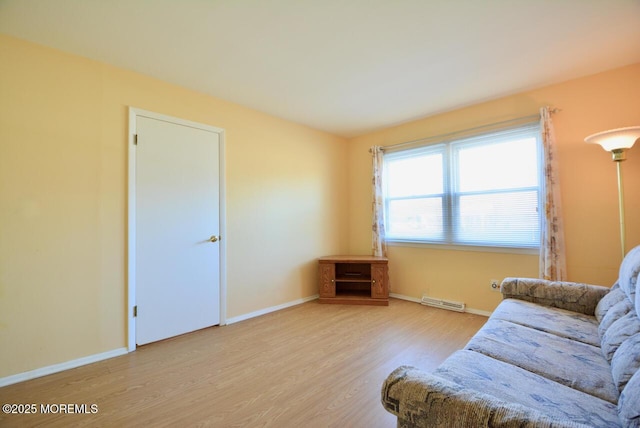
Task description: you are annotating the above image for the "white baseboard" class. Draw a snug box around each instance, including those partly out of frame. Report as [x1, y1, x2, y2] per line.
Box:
[226, 294, 319, 325]
[390, 293, 492, 317]
[389, 292, 421, 303]
[0, 347, 128, 388]
[465, 307, 492, 317]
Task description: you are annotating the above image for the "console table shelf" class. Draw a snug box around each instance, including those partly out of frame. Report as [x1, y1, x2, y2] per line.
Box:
[318, 255, 389, 306]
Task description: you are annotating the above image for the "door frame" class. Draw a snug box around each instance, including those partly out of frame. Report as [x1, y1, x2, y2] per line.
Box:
[127, 107, 227, 352]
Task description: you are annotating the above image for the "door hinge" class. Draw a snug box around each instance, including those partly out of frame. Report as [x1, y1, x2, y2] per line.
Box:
[133, 134, 138, 145]
[133, 305, 138, 317]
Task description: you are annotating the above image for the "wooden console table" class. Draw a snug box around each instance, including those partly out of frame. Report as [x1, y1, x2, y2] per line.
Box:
[318, 255, 389, 306]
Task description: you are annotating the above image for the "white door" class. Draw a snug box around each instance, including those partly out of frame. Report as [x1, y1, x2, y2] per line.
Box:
[135, 115, 221, 345]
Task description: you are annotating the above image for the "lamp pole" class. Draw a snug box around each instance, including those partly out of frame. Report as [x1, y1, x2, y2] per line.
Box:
[614, 151, 626, 259]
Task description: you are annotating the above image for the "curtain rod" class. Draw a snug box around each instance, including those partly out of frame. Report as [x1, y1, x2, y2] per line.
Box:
[370, 108, 561, 153]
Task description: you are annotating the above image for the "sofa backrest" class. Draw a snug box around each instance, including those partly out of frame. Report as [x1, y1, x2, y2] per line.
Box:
[595, 245, 640, 347]
[593, 245, 640, 426]
[619, 245, 640, 311]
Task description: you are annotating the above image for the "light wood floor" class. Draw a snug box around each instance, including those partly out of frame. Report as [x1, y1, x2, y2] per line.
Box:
[0, 298, 487, 428]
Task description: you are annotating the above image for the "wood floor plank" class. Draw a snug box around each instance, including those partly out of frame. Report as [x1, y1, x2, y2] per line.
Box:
[0, 298, 487, 427]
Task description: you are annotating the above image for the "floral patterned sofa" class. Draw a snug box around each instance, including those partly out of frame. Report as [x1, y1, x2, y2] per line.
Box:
[382, 245, 640, 427]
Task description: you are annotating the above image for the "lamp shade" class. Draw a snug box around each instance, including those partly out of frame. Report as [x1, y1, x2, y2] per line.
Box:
[585, 126, 640, 152]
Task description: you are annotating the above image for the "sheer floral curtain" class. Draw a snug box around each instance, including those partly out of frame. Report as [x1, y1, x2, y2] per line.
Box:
[540, 106, 567, 280]
[371, 146, 387, 257]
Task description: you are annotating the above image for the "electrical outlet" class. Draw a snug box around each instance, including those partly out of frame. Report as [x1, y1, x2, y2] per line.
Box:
[490, 279, 500, 292]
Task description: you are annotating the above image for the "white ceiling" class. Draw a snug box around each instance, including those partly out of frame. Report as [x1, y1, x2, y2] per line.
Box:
[2, 0, 640, 137]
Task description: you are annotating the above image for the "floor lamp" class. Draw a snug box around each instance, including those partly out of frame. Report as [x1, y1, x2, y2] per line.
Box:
[585, 126, 640, 259]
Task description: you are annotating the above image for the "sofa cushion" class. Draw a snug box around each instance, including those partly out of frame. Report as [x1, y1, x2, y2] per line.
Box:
[601, 311, 640, 362]
[619, 369, 640, 427]
[599, 298, 633, 339]
[433, 350, 620, 427]
[465, 318, 618, 403]
[611, 333, 640, 392]
[595, 283, 625, 323]
[491, 299, 600, 347]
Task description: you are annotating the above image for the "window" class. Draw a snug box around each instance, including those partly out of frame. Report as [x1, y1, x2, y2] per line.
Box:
[383, 123, 541, 249]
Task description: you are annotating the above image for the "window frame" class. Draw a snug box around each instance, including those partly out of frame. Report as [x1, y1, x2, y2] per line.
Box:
[382, 123, 543, 252]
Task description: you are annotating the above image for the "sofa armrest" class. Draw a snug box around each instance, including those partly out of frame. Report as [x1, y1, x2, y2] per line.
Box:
[500, 277, 609, 315]
[381, 366, 591, 428]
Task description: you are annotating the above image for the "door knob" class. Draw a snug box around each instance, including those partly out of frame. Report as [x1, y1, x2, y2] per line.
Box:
[209, 235, 219, 243]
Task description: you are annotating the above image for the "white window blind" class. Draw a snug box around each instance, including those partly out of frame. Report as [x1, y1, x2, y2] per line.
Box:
[383, 123, 542, 249]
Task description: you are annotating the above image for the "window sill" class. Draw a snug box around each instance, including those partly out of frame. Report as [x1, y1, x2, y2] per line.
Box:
[385, 239, 539, 255]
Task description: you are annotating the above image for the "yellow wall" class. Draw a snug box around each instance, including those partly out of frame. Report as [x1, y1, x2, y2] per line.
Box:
[348, 63, 640, 312]
[2, 31, 639, 380]
[0, 35, 349, 378]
